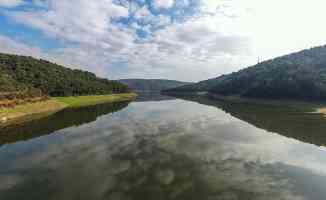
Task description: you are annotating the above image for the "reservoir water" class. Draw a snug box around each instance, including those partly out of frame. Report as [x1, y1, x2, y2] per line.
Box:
[1, 94, 326, 200]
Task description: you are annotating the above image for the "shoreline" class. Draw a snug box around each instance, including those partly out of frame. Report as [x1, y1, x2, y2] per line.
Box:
[164, 91, 326, 115]
[315, 108, 326, 115]
[207, 93, 326, 115]
[0, 93, 137, 126]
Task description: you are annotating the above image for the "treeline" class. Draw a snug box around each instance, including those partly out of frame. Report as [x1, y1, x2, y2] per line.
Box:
[0, 53, 129, 97]
[165, 45, 326, 101]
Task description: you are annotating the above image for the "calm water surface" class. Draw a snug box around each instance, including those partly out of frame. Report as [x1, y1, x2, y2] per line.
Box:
[1, 95, 326, 200]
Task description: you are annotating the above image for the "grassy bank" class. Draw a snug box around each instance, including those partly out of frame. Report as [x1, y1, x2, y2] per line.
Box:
[53, 93, 137, 108]
[0, 93, 137, 126]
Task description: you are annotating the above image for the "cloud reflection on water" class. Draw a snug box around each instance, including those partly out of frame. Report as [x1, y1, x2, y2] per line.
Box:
[1, 98, 326, 199]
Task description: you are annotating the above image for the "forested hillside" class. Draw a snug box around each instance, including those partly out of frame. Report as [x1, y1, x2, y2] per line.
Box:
[165, 45, 326, 101]
[118, 79, 192, 92]
[0, 68, 23, 92]
[0, 53, 129, 97]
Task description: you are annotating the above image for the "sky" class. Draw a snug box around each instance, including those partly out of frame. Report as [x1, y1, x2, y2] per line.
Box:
[1, 0, 326, 82]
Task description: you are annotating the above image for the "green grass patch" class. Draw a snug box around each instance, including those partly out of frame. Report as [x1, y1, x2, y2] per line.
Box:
[0, 100, 67, 125]
[53, 93, 137, 108]
[0, 93, 137, 126]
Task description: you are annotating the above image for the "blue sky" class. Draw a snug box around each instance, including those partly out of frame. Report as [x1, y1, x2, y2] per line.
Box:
[0, 13, 64, 50]
[1, 0, 326, 81]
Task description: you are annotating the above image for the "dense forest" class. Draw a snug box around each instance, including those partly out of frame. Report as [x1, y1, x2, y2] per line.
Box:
[118, 79, 192, 92]
[0, 53, 129, 98]
[164, 45, 326, 101]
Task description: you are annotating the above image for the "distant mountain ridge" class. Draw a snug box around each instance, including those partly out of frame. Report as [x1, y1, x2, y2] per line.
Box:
[118, 79, 192, 92]
[164, 45, 326, 101]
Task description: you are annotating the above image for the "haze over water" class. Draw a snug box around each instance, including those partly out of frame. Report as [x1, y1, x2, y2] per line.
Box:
[1, 95, 326, 200]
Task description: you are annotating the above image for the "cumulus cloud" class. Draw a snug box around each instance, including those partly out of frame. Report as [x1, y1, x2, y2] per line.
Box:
[134, 5, 151, 20]
[153, 0, 174, 10]
[0, 35, 42, 57]
[8, 0, 130, 45]
[1, 0, 252, 81]
[2, 0, 326, 81]
[0, 0, 23, 7]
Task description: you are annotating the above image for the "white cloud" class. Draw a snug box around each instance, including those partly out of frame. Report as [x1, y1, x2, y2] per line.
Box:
[0, 0, 23, 7]
[201, 0, 225, 12]
[223, 0, 326, 62]
[8, 0, 130, 45]
[153, 0, 174, 10]
[0, 35, 42, 57]
[134, 5, 151, 20]
[2, 0, 326, 81]
[1, 0, 252, 81]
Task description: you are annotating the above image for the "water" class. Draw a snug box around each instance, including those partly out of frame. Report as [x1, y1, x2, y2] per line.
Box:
[1, 94, 326, 200]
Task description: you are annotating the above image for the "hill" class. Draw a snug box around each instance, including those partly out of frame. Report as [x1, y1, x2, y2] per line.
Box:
[118, 79, 192, 92]
[164, 45, 326, 101]
[0, 53, 129, 97]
